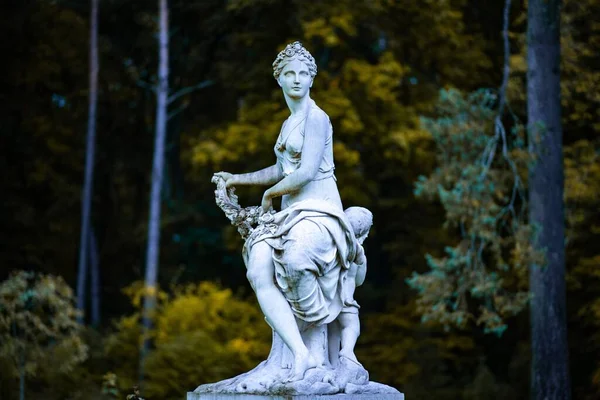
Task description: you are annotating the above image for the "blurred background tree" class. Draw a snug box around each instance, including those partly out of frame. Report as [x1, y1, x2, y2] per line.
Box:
[0, 271, 88, 400]
[104, 281, 270, 399]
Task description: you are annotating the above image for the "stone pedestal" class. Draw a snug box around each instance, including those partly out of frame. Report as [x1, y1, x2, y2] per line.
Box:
[188, 394, 404, 400]
[188, 329, 403, 399]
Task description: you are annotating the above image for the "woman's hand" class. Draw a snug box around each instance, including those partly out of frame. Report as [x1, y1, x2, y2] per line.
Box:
[213, 171, 237, 188]
[261, 190, 273, 214]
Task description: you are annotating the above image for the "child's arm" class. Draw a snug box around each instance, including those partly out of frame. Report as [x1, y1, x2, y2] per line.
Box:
[354, 245, 367, 286]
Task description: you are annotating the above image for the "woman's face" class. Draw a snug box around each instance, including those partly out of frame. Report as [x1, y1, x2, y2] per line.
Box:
[278, 58, 313, 99]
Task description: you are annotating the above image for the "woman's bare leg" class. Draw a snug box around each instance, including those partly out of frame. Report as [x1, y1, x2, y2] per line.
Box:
[247, 241, 317, 381]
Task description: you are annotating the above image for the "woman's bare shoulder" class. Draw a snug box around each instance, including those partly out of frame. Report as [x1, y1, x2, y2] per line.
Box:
[310, 103, 330, 120]
[307, 105, 330, 131]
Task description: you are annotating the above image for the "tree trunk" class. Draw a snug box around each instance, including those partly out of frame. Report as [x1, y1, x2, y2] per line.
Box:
[141, 0, 169, 377]
[76, 0, 99, 324]
[89, 228, 101, 327]
[19, 348, 25, 400]
[527, 1, 571, 399]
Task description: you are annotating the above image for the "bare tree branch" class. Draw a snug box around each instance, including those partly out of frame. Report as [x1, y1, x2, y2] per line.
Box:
[167, 103, 189, 121]
[167, 80, 214, 105]
[479, 0, 512, 179]
[497, 0, 512, 117]
[137, 79, 156, 92]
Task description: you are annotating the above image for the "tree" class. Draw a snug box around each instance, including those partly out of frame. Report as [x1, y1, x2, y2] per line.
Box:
[406, 0, 534, 335]
[563, 140, 600, 399]
[0, 271, 88, 400]
[527, 0, 570, 398]
[141, 0, 170, 376]
[506, 0, 600, 396]
[89, 229, 101, 326]
[76, 0, 100, 325]
[105, 281, 270, 399]
[407, 0, 573, 396]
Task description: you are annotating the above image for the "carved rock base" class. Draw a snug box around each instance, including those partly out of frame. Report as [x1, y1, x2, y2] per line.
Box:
[189, 329, 402, 398]
[188, 392, 404, 400]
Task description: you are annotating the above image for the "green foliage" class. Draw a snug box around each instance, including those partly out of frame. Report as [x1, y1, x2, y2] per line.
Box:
[407, 89, 538, 335]
[507, 0, 600, 395]
[0, 271, 88, 394]
[559, 1, 600, 134]
[564, 139, 600, 398]
[101, 372, 119, 398]
[358, 304, 479, 399]
[405, 0, 600, 394]
[462, 363, 517, 400]
[125, 384, 144, 400]
[105, 281, 270, 399]
[1, 1, 89, 281]
[508, 0, 600, 138]
[564, 141, 600, 245]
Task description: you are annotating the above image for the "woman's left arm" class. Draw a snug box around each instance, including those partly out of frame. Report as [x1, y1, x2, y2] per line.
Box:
[262, 112, 328, 208]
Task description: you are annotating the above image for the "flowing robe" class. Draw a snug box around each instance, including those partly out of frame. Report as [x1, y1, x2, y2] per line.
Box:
[242, 101, 358, 326]
[243, 200, 357, 326]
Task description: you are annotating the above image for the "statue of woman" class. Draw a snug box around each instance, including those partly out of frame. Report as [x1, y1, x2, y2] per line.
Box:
[214, 41, 358, 382]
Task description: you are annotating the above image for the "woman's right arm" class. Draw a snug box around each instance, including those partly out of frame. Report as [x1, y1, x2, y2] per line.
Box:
[215, 164, 282, 187]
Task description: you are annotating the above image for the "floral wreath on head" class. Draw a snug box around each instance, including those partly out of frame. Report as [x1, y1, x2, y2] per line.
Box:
[272, 41, 318, 80]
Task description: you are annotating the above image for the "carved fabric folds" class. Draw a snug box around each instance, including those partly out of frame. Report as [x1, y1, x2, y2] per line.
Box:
[242, 199, 357, 326]
[274, 99, 336, 181]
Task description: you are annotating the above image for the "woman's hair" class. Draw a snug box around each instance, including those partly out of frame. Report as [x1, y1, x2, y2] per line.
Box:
[344, 207, 373, 239]
[272, 41, 317, 80]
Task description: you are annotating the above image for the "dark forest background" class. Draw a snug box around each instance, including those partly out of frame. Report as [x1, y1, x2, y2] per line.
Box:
[1, 0, 599, 399]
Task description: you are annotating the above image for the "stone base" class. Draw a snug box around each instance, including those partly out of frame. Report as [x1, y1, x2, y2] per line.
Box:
[188, 379, 404, 400]
[188, 331, 404, 399]
[187, 394, 404, 400]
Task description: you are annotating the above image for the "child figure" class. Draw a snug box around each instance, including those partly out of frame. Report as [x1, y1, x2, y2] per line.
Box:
[336, 206, 373, 365]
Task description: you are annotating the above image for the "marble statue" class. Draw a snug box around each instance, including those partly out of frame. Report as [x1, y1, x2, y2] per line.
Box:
[190, 41, 403, 399]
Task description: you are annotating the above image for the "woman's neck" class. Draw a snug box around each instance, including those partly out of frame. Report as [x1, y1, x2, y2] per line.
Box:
[284, 93, 311, 116]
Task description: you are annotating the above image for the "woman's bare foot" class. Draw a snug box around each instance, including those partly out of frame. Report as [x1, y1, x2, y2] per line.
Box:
[286, 350, 318, 382]
[258, 365, 287, 388]
[339, 349, 360, 366]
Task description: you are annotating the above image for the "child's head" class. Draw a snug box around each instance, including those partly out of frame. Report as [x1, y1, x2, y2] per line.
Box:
[344, 207, 373, 245]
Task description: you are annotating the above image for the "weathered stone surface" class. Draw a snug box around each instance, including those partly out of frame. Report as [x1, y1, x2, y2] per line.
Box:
[187, 391, 404, 400]
[199, 41, 404, 400]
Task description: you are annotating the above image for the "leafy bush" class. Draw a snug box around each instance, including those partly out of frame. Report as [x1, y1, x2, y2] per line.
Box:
[105, 281, 271, 399]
